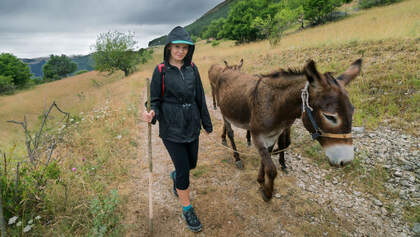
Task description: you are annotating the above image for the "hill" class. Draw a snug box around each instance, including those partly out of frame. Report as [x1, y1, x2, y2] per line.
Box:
[148, 0, 238, 46]
[21, 54, 94, 77]
[1, 0, 419, 235]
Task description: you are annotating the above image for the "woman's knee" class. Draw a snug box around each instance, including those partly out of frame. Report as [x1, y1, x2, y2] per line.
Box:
[175, 170, 190, 190]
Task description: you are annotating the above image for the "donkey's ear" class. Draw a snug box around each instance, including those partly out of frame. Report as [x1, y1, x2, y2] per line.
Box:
[224, 60, 229, 67]
[304, 60, 327, 88]
[337, 59, 362, 86]
[239, 58, 244, 68]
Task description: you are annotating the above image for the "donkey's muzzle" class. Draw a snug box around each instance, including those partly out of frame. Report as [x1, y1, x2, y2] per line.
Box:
[324, 144, 354, 166]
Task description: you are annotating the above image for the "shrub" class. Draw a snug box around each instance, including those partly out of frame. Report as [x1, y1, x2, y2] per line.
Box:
[359, 0, 400, 9]
[0, 75, 15, 94]
[211, 40, 221, 47]
[74, 70, 89, 75]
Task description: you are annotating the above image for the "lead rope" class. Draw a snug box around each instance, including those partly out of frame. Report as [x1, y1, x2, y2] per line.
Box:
[301, 82, 313, 112]
[204, 132, 289, 156]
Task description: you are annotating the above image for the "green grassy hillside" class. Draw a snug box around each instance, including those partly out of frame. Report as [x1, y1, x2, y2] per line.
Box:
[148, 0, 238, 46]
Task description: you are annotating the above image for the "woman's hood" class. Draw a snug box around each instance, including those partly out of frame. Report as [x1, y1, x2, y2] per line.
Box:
[163, 26, 195, 66]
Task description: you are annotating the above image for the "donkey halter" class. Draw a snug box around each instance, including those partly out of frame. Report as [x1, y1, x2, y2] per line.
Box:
[301, 82, 353, 140]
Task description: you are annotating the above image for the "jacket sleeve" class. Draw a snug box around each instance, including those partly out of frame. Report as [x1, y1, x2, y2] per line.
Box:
[194, 65, 213, 133]
[145, 66, 162, 125]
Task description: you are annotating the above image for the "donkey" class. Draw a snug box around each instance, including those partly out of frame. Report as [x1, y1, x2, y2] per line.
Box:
[215, 59, 362, 201]
[209, 59, 252, 161]
[208, 59, 244, 109]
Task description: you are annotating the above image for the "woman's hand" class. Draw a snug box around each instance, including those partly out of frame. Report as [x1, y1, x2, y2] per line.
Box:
[142, 110, 155, 123]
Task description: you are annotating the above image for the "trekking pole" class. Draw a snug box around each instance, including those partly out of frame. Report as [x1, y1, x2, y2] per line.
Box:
[146, 78, 153, 235]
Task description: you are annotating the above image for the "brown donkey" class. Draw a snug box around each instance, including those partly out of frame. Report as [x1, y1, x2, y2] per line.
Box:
[208, 59, 244, 109]
[209, 59, 251, 159]
[216, 59, 362, 201]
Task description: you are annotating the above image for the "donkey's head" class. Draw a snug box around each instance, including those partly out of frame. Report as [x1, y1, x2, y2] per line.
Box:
[223, 59, 244, 72]
[301, 59, 362, 166]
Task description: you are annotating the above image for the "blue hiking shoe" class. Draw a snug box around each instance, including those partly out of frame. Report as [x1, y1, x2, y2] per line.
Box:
[170, 171, 178, 197]
[182, 207, 202, 232]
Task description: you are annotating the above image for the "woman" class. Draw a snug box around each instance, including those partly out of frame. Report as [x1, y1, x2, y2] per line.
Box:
[142, 26, 212, 232]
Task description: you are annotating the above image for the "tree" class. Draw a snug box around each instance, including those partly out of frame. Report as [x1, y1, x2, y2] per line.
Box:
[42, 54, 78, 81]
[303, 0, 343, 25]
[203, 18, 226, 39]
[219, 0, 282, 42]
[92, 31, 140, 77]
[0, 53, 32, 89]
[269, 6, 304, 44]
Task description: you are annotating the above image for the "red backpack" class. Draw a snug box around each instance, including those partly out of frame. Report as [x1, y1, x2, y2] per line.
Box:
[158, 62, 195, 97]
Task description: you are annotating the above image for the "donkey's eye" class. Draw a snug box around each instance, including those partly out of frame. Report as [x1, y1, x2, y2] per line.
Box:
[323, 113, 338, 124]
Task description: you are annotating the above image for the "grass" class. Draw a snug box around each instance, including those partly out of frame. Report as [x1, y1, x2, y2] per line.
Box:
[0, 0, 419, 235]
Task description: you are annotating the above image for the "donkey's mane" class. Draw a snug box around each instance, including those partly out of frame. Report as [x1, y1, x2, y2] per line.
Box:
[258, 68, 304, 79]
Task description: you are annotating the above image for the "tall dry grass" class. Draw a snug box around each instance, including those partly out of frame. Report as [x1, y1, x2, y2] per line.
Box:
[0, 0, 418, 235]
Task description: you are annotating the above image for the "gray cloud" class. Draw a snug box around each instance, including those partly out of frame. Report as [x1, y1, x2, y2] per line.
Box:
[0, 0, 223, 57]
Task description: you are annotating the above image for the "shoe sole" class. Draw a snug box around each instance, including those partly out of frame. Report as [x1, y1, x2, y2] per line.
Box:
[182, 213, 202, 232]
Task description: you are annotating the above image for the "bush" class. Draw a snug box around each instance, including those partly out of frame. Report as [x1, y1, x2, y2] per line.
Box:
[0, 75, 15, 94]
[31, 76, 44, 85]
[89, 190, 121, 236]
[211, 40, 221, 47]
[359, 0, 400, 9]
[303, 0, 344, 25]
[74, 70, 89, 75]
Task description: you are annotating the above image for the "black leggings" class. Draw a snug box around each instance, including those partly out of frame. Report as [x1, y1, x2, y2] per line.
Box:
[162, 138, 199, 190]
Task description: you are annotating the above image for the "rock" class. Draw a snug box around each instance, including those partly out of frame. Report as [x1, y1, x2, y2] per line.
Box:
[353, 127, 365, 133]
[407, 175, 415, 183]
[332, 179, 338, 185]
[380, 207, 388, 216]
[354, 191, 362, 197]
[373, 199, 383, 207]
[400, 180, 411, 187]
[394, 170, 403, 177]
[399, 190, 409, 200]
[411, 192, 420, 198]
[413, 223, 420, 235]
[274, 193, 282, 199]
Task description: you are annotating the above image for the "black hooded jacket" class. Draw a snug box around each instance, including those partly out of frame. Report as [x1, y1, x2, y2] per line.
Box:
[149, 26, 212, 143]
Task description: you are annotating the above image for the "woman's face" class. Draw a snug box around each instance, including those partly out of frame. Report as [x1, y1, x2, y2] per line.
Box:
[168, 43, 189, 62]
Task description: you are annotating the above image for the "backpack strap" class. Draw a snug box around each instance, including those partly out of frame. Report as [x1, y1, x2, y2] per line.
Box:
[158, 63, 165, 97]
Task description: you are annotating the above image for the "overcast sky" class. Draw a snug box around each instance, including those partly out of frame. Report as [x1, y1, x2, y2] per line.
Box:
[0, 0, 224, 58]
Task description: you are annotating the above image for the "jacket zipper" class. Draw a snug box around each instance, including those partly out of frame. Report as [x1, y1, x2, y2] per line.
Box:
[176, 67, 185, 81]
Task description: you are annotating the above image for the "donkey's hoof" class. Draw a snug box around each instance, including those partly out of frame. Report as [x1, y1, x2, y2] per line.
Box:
[247, 141, 252, 147]
[259, 187, 271, 202]
[281, 167, 288, 174]
[235, 160, 244, 170]
[213, 106, 217, 110]
[222, 140, 228, 146]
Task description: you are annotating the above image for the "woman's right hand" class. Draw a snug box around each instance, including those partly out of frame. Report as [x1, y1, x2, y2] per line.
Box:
[142, 110, 155, 123]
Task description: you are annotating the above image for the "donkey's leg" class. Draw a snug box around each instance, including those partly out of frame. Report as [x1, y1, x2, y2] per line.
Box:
[257, 160, 265, 185]
[223, 119, 242, 169]
[246, 130, 251, 147]
[212, 88, 217, 110]
[277, 128, 291, 173]
[221, 124, 228, 146]
[253, 136, 277, 202]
